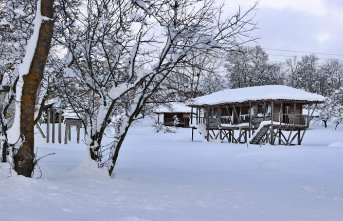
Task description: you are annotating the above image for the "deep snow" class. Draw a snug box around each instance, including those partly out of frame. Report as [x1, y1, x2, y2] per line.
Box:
[1, 118, 343, 221]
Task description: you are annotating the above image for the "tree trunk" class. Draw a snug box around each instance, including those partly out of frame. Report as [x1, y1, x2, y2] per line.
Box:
[1, 140, 8, 162]
[323, 120, 327, 128]
[13, 0, 54, 177]
[89, 132, 103, 161]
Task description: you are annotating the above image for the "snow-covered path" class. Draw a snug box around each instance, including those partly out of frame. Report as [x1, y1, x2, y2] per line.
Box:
[1, 120, 343, 221]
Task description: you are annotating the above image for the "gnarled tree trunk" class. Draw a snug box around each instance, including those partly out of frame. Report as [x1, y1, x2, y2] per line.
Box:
[13, 0, 54, 177]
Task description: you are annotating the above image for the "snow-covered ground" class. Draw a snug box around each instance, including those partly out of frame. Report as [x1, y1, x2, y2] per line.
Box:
[1, 118, 343, 221]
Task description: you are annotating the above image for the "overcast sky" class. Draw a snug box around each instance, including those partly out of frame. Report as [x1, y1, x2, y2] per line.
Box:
[225, 0, 343, 62]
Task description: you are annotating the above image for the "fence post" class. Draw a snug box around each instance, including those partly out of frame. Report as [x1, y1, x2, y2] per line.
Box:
[46, 109, 50, 143]
[58, 110, 62, 143]
[52, 109, 55, 143]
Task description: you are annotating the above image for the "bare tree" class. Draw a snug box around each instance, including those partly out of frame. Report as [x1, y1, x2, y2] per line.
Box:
[225, 45, 283, 88]
[288, 54, 319, 93]
[56, 0, 255, 176]
[318, 59, 343, 96]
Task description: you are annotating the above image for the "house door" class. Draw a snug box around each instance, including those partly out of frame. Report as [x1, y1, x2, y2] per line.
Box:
[283, 104, 291, 123]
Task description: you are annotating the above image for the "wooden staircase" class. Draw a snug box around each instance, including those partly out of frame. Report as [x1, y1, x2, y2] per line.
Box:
[249, 124, 271, 145]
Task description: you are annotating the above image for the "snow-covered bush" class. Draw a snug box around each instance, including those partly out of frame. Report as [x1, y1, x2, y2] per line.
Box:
[172, 115, 179, 127]
[154, 122, 176, 133]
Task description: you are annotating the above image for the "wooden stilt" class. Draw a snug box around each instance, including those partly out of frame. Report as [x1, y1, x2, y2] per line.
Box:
[77, 124, 80, 143]
[270, 102, 274, 145]
[299, 129, 307, 144]
[190, 107, 193, 125]
[69, 125, 71, 141]
[289, 131, 299, 144]
[36, 123, 46, 138]
[206, 106, 210, 141]
[58, 111, 62, 144]
[47, 109, 50, 143]
[249, 102, 252, 138]
[191, 128, 194, 141]
[52, 109, 55, 143]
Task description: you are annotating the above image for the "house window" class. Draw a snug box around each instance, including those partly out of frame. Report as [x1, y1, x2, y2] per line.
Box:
[209, 107, 219, 118]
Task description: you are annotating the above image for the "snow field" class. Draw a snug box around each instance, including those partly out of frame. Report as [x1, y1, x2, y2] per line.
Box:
[1, 119, 343, 221]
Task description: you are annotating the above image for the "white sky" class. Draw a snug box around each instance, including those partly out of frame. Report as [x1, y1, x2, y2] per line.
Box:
[224, 0, 343, 62]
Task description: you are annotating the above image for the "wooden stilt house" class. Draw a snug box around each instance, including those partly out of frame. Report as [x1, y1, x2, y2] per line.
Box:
[189, 85, 325, 145]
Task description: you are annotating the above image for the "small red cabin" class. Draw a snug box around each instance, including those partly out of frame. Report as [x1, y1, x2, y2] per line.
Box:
[154, 103, 191, 128]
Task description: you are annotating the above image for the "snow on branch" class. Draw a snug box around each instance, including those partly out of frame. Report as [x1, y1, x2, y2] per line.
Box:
[7, 0, 48, 144]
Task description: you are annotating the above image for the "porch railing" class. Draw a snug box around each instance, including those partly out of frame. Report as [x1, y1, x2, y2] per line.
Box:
[194, 113, 309, 128]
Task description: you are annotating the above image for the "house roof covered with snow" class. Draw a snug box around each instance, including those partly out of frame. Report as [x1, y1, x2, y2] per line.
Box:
[189, 85, 326, 106]
[154, 102, 191, 113]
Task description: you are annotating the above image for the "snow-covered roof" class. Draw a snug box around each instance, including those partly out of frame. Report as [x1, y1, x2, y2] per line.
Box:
[63, 109, 80, 119]
[154, 102, 191, 113]
[190, 85, 326, 106]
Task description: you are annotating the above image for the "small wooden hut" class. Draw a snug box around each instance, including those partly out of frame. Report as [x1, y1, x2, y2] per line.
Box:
[154, 102, 191, 128]
[189, 85, 325, 145]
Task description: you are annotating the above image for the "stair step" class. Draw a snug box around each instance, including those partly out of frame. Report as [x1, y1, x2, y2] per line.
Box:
[249, 124, 271, 144]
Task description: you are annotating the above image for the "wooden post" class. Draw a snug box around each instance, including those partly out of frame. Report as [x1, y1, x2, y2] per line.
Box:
[299, 129, 307, 144]
[263, 102, 266, 121]
[52, 109, 55, 143]
[47, 109, 50, 143]
[306, 104, 310, 127]
[218, 105, 222, 127]
[270, 101, 274, 145]
[191, 128, 194, 141]
[232, 105, 239, 124]
[206, 106, 210, 141]
[64, 121, 68, 144]
[36, 123, 46, 138]
[190, 107, 193, 125]
[249, 102, 252, 138]
[69, 124, 71, 141]
[58, 111, 62, 144]
[279, 103, 283, 125]
[77, 124, 80, 143]
[293, 103, 296, 125]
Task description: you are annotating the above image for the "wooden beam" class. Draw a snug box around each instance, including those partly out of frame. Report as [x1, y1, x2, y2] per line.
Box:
[190, 107, 193, 125]
[263, 101, 266, 121]
[306, 104, 310, 127]
[206, 106, 210, 141]
[299, 129, 307, 144]
[270, 101, 274, 145]
[58, 110, 62, 144]
[286, 128, 294, 145]
[249, 102, 252, 138]
[289, 131, 299, 144]
[232, 105, 239, 124]
[46, 109, 50, 143]
[36, 123, 46, 138]
[52, 109, 55, 143]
